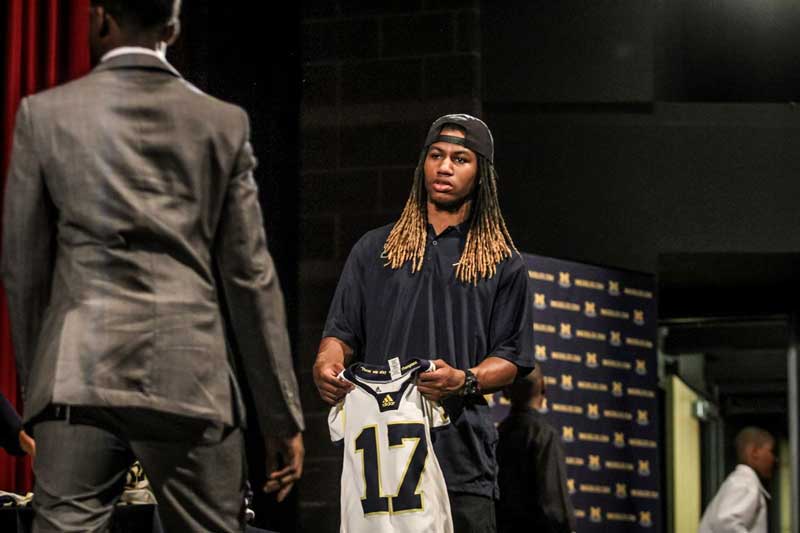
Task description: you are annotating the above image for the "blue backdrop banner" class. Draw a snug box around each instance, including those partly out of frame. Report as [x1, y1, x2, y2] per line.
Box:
[490, 253, 660, 532]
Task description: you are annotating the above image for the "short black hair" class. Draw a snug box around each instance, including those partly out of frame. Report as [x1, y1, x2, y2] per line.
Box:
[91, 0, 181, 30]
[735, 426, 773, 463]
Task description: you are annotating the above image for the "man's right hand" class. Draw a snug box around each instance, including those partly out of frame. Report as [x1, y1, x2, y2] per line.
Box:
[314, 337, 355, 405]
[313, 358, 353, 405]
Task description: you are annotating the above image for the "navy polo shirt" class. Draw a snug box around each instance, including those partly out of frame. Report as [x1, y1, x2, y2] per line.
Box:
[323, 222, 535, 498]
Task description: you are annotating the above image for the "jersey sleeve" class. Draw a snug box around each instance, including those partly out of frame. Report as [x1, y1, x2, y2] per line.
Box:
[425, 398, 450, 429]
[328, 401, 346, 443]
[419, 361, 449, 428]
[328, 371, 353, 443]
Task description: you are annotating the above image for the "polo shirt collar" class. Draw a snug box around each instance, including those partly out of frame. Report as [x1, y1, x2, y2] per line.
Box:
[427, 220, 470, 239]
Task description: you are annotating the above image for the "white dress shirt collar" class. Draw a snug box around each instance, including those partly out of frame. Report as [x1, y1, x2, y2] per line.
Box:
[101, 46, 167, 64]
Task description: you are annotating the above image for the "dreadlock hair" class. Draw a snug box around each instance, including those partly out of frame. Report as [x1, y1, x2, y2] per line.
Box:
[382, 150, 518, 285]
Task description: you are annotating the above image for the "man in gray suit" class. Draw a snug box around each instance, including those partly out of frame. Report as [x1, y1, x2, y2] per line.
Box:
[1, 1, 304, 531]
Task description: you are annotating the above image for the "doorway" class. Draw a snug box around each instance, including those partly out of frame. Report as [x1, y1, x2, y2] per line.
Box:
[659, 253, 800, 533]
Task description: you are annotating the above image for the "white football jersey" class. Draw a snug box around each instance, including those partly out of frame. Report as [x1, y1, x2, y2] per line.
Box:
[329, 358, 453, 533]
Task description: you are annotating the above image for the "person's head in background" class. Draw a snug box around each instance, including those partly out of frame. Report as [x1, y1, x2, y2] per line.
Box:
[506, 365, 546, 412]
[88, 0, 182, 65]
[735, 426, 777, 480]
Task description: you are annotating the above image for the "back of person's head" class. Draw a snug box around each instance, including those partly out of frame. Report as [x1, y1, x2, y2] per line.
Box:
[506, 365, 545, 409]
[90, 0, 181, 31]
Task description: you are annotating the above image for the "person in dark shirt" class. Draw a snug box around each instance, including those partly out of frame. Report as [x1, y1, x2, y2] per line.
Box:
[497, 365, 575, 533]
[0, 392, 34, 457]
[313, 114, 535, 533]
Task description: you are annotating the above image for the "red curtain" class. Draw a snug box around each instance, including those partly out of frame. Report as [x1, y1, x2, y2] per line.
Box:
[0, 0, 90, 493]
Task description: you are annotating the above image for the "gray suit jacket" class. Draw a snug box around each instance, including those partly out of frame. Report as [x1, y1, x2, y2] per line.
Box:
[1, 53, 303, 436]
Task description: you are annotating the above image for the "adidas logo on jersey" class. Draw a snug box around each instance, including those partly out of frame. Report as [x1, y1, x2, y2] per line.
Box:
[381, 395, 395, 408]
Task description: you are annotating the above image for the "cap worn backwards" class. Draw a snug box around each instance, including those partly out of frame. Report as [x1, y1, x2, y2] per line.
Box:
[423, 113, 494, 163]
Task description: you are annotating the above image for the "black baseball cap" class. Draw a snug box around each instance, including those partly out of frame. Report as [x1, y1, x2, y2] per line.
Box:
[423, 114, 494, 163]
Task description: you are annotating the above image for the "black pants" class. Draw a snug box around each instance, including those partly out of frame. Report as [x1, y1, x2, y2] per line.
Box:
[32, 406, 246, 533]
[449, 492, 496, 533]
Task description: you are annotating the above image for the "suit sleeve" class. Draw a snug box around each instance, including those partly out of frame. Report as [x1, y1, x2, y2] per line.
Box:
[214, 109, 304, 436]
[535, 426, 577, 533]
[1, 98, 55, 398]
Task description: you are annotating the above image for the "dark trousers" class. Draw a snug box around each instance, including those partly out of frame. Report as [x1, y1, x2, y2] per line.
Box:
[449, 492, 496, 533]
[32, 406, 246, 533]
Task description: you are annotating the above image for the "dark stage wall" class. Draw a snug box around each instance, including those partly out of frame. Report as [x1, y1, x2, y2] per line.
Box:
[482, 1, 800, 318]
[482, 1, 800, 277]
[171, 1, 301, 327]
[489, 104, 800, 274]
[168, 3, 302, 532]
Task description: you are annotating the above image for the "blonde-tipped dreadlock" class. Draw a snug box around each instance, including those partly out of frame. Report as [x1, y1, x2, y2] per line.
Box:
[383, 152, 518, 285]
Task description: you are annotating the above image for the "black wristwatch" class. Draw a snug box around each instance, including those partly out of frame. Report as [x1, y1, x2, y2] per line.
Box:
[459, 369, 480, 396]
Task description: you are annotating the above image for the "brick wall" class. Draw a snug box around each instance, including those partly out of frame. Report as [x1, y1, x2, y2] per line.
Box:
[296, 1, 481, 530]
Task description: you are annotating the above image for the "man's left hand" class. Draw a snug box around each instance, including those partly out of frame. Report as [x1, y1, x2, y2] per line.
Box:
[18, 430, 35, 459]
[416, 359, 467, 401]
